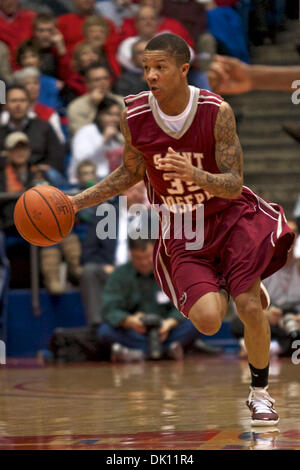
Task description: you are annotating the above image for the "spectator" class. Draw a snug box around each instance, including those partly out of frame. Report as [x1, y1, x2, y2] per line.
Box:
[31, 12, 67, 78]
[98, 238, 200, 362]
[0, 0, 36, 70]
[57, 0, 121, 75]
[11, 67, 65, 143]
[95, 0, 139, 30]
[31, 12, 102, 99]
[67, 63, 124, 136]
[121, 0, 194, 47]
[0, 41, 12, 83]
[0, 85, 65, 178]
[143, 0, 216, 73]
[82, 15, 116, 75]
[69, 97, 124, 184]
[114, 39, 148, 96]
[16, 39, 62, 110]
[58, 41, 101, 98]
[117, 6, 159, 71]
[0, 131, 49, 231]
[231, 220, 300, 358]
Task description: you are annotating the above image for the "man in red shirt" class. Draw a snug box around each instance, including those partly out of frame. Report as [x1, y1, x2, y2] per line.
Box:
[68, 33, 294, 426]
[0, 0, 36, 69]
[121, 0, 194, 47]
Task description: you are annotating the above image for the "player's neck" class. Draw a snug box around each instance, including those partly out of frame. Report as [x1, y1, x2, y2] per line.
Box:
[156, 85, 190, 116]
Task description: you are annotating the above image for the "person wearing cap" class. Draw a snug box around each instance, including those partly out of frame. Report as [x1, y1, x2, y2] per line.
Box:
[0, 84, 66, 187]
[0, 131, 49, 232]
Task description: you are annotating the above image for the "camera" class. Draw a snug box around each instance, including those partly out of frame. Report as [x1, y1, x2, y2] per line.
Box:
[279, 304, 300, 341]
[140, 314, 162, 360]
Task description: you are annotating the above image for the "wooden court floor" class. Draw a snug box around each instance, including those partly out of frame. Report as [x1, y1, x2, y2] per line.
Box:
[0, 355, 299, 450]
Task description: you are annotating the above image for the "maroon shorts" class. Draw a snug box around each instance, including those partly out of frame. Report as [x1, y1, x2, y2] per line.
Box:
[153, 187, 295, 318]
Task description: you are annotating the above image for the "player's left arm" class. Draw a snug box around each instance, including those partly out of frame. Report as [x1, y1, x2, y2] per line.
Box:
[210, 100, 244, 198]
[158, 101, 243, 199]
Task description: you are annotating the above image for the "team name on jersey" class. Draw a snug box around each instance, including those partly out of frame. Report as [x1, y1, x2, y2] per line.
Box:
[152, 152, 214, 213]
[153, 152, 204, 170]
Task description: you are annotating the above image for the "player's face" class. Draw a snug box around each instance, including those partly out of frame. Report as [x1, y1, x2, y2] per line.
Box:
[142, 50, 189, 105]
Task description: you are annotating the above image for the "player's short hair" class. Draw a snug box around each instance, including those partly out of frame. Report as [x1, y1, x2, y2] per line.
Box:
[145, 33, 191, 65]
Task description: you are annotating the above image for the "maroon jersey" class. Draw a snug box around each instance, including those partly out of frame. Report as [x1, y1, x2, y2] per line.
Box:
[124, 89, 294, 316]
[124, 87, 231, 217]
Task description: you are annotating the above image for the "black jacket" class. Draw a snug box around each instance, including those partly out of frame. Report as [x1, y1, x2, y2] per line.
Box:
[0, 117, 65, 172]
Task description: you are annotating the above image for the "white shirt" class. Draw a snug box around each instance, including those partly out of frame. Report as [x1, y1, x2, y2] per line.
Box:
[68, 123, 124, 184]
[155, 86, 196, 131]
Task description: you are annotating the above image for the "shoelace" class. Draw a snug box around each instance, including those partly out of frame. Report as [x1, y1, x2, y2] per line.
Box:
[248, 389, 275, 414]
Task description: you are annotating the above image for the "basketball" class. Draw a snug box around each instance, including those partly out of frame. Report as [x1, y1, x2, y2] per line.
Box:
[14, 185, 75, 247]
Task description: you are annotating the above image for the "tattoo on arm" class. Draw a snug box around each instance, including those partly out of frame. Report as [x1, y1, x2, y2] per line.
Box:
[74, 110, 145, 210]
[192, 101, 243, 198]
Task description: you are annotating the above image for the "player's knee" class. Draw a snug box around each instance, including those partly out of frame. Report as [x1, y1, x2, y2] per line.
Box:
[188, 306, 222, 336]
[235, 296, 263, 328]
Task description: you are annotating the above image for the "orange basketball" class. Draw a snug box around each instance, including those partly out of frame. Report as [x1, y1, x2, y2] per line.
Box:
[14, 185, 75, 246]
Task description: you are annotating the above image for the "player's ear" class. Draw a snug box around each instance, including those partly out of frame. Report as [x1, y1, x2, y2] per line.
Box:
[181, 63, 190, 78]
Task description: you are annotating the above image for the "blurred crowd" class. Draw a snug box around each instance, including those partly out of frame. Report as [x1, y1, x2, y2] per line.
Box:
[0, 0, 299, 363]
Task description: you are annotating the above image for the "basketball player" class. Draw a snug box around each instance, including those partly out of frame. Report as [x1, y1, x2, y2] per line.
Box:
[69, 33, 294, 426]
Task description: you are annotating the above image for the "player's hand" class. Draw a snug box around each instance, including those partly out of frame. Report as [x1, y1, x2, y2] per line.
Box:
[159, 318, 178, 342]
[209, 55, 252, 95]
[157, 147, 198, 182]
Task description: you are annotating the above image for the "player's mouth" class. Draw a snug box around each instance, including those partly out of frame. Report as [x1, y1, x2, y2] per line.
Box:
[150, 86, 160, 94]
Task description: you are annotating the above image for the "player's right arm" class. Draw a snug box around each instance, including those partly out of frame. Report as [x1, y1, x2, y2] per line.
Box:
[69, 110, 145, 212]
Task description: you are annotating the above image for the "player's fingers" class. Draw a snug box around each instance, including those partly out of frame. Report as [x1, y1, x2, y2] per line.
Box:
[160, 156, 185, 166]
[159, 162, 178, 171]
[164, 172, 180, 180]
